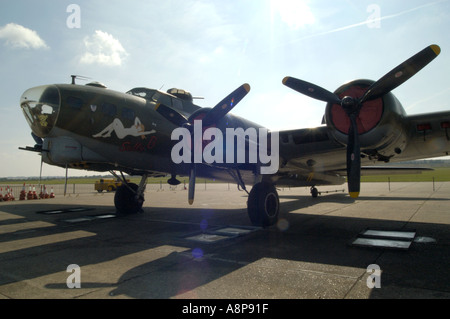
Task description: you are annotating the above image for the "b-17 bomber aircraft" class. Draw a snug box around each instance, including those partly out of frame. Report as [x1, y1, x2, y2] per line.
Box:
[19, 44, 450, 227]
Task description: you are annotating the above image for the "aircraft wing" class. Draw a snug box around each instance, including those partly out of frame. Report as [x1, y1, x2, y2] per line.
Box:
[277, 126, 344, 172]
[269, 108, 450, 188]
[396, 110, 450, 161]
[266, 126, 347, 187]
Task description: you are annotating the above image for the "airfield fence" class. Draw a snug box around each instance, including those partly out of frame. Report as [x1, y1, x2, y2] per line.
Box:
[0, 182, 237, 198]
[0, 183, 95, 197]
[0, 176, 446, 199]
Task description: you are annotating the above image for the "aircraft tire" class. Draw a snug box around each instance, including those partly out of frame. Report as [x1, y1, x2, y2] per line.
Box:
[247, 182, 279, 227]
[114, 183, 144, 215]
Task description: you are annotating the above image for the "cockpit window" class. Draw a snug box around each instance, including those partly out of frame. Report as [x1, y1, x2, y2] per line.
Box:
[20, 85, 61, 138]
[126, 88, 157, 100]
[126, 87, 186, 111]
[151, 91, 162, 103]
[131, 91, 147, 98]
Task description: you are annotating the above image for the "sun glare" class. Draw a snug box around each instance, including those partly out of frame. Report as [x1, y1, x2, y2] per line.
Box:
[270, 0, 315, 29]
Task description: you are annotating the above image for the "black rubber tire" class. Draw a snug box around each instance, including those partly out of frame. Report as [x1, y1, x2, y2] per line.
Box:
[114, 183, 144, 215]
[247, 182, 279, 227]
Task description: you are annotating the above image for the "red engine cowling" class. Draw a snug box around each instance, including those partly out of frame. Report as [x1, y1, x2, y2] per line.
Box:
[324, 79, 408, 160]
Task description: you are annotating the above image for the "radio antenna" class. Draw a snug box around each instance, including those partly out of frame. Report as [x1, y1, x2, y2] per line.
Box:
[70, 75, 91, 85]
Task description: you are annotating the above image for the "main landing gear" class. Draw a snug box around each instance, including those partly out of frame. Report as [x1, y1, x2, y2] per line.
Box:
[245, 184, 323, 227]
[113, 173, 148, 215]
[247, 182, 280, 227]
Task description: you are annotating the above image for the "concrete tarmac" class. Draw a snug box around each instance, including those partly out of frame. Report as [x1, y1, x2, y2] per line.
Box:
[0, 182, 449, 299]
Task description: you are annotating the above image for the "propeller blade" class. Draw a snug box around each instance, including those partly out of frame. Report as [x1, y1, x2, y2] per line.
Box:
[154, 103, 189, 127]
[346, 114, 361, 198]
[360, 44, 441, 102]
[188, 165, 196, 205]
[282, 76, 341, 104]
[201, 83, 251, 127]
[282, 45, 441, 200]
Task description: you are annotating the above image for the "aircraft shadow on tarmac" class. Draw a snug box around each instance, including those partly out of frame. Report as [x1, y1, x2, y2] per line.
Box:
[1, 195, 449, 298]
[278, 191, 450, 212]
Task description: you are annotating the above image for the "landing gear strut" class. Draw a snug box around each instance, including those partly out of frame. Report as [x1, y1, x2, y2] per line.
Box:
[113, 173, 148, 215]
[247, 182, 280, 227]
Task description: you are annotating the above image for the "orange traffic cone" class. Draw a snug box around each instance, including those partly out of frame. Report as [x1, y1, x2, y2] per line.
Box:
[27, 185, 33, 200]
[44, 185, 49, 199]
[39, 185, 44, 199]
[32, 186, 38, 200]
[9, 187, 15, 201]
[0, 187, 3, 202]
[50, 187, 55, 198]
[4, 186, 11, 201]
[20, 183, 26, 200]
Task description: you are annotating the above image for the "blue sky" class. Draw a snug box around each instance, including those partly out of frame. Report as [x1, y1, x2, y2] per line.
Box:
[1, 0, 450, 177]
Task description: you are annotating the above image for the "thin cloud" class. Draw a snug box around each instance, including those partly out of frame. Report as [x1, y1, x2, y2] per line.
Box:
[405, 86, 450, 112]
[0, 23, 48, 49]
[80, 30, 128, 66]
[291, 0, 448, 43]
[271, 0, 315, 29]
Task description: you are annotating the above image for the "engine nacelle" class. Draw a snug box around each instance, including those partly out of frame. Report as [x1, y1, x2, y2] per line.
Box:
[324, 79, 408, 161]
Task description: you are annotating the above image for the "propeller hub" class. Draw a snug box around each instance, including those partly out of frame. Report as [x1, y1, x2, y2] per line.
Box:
[341, 96, 358, 114]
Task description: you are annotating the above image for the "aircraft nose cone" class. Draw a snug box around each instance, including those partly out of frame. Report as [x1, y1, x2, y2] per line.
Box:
[20, 85, 60, 138]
